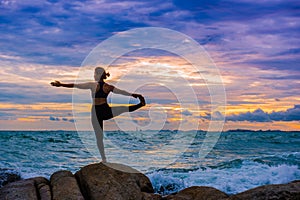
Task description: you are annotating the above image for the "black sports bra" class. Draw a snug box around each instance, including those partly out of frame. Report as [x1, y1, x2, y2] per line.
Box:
[95, 82, 109, 98]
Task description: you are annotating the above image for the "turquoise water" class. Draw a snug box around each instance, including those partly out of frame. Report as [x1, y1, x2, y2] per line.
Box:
[0, 130, 299, 194]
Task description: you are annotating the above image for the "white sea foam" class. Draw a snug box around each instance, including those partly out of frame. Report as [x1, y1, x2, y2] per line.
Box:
[1, 131, 299, 195]
[147, 161, 300, 195]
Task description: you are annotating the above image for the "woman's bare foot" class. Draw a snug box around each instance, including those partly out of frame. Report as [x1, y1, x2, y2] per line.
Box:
[138, 95, 146, 106]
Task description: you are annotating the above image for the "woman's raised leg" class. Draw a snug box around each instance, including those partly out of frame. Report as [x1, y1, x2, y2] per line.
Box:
[110, 96, 145, 118]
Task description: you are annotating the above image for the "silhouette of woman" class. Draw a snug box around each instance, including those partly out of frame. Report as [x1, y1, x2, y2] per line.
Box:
[51, 67, 146, 162]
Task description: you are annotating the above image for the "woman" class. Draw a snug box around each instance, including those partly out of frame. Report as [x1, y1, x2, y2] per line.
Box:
[51, 67, 146, 162]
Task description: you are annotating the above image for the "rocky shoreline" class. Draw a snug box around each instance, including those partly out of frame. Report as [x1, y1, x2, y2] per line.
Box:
[0, 162, 299, 200]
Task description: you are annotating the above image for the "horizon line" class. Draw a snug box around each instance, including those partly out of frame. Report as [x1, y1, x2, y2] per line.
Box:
[0, 129, 299, 132]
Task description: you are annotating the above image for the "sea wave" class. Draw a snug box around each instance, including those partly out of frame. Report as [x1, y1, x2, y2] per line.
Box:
[1, 130, 299, 195]
[147, 160, 300, 195]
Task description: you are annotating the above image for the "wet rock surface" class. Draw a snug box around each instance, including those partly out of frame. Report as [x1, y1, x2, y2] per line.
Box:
[0, 163, 299, 200]
[0, 169, 21, 187]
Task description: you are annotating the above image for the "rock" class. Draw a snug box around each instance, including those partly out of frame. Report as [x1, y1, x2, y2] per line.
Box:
[2, 162, 299, 200]
[75, 162, 154, 200]
[142, 192, 162, 200]
[228, 180, 300, 200]
[0, 178, 38, 200]
[165, 186, 228, 200]
[34, 177, 51, 200]
[0, 169, 21, 187]
[50, 170, 84, 200]
[157, 182, 182, 195]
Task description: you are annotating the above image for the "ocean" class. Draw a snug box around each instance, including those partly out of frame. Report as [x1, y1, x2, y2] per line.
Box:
[0, 130, 299, 195]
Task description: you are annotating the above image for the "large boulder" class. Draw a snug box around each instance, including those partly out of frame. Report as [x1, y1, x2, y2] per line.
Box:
[75, 162, 154, 200]
[33, 177, 51, 200]
[165, 186, 228, 200]
[0, 177, 48, 200]
[50, 170, 84, 200]
[142, 192, 162, 200]
[1, 163, 300, 200]
[228, 180, 300, 200]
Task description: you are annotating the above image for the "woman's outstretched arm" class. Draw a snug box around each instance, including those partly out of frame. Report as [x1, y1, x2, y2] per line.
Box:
[112, 86, 141, 97]
[112, 87, 132, 96]
[113, 87, 143, 100]
[50, 81, 92, 89]
[51, 81, 74, 88]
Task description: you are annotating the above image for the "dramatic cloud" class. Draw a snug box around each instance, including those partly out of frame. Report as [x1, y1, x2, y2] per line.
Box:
[182, 110, 192, 116]
[49, 115, 74, 122]
[226, 105, 300, 122]
[1, 0, 299, 130]
[1, 0, 299, 70]
[49, 116, 60, 121]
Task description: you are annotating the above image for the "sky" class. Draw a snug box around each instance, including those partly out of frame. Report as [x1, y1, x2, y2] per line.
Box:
[0, 0, 299, 131]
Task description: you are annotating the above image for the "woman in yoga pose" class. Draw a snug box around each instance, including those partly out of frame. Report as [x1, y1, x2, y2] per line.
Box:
[51, 67, 146, 162]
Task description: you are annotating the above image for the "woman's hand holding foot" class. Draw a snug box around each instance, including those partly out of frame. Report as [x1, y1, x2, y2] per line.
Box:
[132, 93, 146, 106]
[132, 93, 140, 98]
[138, 95, 146, 106]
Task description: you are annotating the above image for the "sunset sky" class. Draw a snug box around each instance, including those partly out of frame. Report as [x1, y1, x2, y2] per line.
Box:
[0, 0, 299, 131]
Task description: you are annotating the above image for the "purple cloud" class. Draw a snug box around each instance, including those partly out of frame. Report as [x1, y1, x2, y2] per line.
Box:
[182, 110, 192, 116]
[226, 105, 300, 122]
[227, 108, 271, 122]
[49, 116, 75, 122]
[49, 116, 60, 121]
[1, 0, 299, 71]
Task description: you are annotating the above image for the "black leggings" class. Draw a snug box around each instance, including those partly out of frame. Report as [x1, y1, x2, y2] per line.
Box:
[92, 103, 143, 129]
[91, 103, 143, 161]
